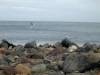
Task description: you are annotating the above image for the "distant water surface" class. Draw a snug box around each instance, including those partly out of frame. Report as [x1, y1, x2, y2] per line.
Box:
[0, 21, 100, 45]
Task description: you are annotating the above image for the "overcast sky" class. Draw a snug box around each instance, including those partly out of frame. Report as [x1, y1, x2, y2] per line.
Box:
[0, 0, 99, 22]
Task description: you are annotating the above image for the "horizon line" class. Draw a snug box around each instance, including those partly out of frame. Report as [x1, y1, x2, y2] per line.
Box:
[0, 20, 100, 23]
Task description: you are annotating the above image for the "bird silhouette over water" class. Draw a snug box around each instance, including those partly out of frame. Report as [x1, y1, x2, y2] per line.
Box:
[30, 22, 36, 30]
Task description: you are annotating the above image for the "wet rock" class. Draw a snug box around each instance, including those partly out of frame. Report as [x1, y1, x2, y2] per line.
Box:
[61, 38, 78, 48]
[80, 42, 98, 52]
[24, 41, 37, 48]
[0, 39, 15, 49]
[63, 53, 90, 73]
[31, 64, 47, 73]
[0, 40, 8, 49]
[61, 38, 73, 48]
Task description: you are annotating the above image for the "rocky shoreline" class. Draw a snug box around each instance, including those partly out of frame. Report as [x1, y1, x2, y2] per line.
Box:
[0, 38, 100, 75]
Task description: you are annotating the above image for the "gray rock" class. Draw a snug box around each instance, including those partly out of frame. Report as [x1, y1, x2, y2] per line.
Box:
[0, 40, 8, 49]
[13, 45, 25, 56]
[80, 42, 97, 52]
[47, 63, 59, 71]
[63, 53, 90, 73]
[0, 56, 9, 65]
[25, 48, 44, 59]
[61, 38, 78, 48]
[61, 38, 72, 48]
[48, 71, 64, 75]
[0, 39, 15, 49]
[4, 55, 15, 64]
[26, 53, 44, 59]
[31, 64, 47, 73]
[54, 42, 62, 48]
[86, 52, 100, 63]
[24, 41, 37, 48]
[25, 48, 38, 54]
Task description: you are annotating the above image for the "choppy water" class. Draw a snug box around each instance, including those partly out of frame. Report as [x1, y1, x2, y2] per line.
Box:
[0, 21, 100, 45]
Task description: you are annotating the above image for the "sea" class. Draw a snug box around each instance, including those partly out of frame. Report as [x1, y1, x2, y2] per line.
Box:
[0, 21, 100, 45]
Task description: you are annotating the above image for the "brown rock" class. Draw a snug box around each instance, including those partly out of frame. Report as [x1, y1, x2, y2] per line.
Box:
[0, 48, 6, 54]
[87, 52, 100, 63]
[2, 66, 16, 75]
[15, 64, 31, 75]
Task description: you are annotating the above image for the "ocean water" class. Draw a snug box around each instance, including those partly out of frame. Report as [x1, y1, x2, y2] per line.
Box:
[0, 21, 100, 45]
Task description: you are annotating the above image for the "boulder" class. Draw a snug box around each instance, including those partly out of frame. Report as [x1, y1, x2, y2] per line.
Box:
[61, 38, 78, 48]
[0, 39, 15, 49]
[63, 53, 90, 73]
[24, 41, 37, 48]
[46, 47, 65, 62]
[31, 64, 47, 73]
[47, 62, 59, 71]
[15, 64, 31, 75]
[4, 55, 15, 64]
[0, 55, 9, 66]
[86, 52, 100, 63]
[13, 45, 25, 56]
[61, 38, 72, 48]
[25, 48, 44, 59]
[0, 48, 7, 54]
[81, 42, 97, 52]
[25, 48, 38, 54]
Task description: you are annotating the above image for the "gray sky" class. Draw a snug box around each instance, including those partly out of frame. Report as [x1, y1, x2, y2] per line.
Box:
[0, 0, 99, 22]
